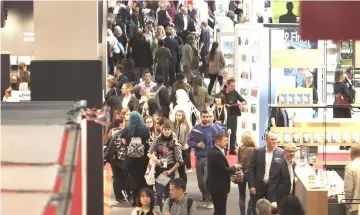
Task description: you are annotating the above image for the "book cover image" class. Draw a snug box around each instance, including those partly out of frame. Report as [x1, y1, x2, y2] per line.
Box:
[288, 94, 296, 104]
[251, 104, 257, 114]
[280, 94, 288, 104]
[292, 133, 301, 143]
[303, 93, 311, 104]
[352, 132, 360, 144]
[325, 133, 332, 144]
[313, 133, 322, 143]
[303, 133, 311, 144]
[332, 133, 341, 144]
[342, 133, 350, 143]
[276, 133, 281, 143]
[252, 123, 256, 131]
[284, 133, 292, 144]
[296, 94, 304, 104]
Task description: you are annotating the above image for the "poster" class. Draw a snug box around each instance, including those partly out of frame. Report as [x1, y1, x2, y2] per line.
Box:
[271, 29, 320, 88]
[272, 0, 299, 23]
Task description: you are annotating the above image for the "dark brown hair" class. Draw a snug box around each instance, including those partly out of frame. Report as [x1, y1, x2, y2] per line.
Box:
[135, 188, 155, 209]
[214, 132, 228, 142]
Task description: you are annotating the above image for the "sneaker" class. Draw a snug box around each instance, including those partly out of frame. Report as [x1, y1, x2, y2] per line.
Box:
[206, 202, 214, 209]
[199, 200, 208, 208]
[186, 168, 193, 173]
[121, 190, 130, 202]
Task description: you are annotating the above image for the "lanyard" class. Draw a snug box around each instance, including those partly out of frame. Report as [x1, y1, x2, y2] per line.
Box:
[162, 143, 166, 157]
[216, 107, 223, 121]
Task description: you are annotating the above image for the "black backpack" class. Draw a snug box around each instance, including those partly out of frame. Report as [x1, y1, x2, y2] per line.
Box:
[169, 198, 193, 215]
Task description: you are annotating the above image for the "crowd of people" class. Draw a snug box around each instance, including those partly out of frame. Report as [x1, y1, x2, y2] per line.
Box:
[103, 1, 309, 215]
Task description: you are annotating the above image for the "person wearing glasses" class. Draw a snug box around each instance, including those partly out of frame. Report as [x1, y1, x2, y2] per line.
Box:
[247, 131, 284, 215]
[268, 143, 297, 212]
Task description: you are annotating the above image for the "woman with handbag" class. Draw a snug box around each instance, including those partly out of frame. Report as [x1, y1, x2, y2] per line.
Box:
[333, 70, 353, 118]
[104, 115, 130, 204]
[147, 122, 183, 210]
[206, 41, 225, 95]
[236, 131, 257, 215]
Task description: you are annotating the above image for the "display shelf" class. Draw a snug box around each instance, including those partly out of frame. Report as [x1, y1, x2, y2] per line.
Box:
[277, 143, 355, 147]
[269, 104, 360, 108]
[234, 24, 268, 144]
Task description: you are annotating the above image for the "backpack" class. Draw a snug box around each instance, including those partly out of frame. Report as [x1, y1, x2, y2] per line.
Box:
[169, 198, 193, 215]
[150, 85, 166, 109]
[127, 137, 145, 158]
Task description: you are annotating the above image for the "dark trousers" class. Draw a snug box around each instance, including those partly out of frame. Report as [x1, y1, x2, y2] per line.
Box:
[210, 191, 228, 215]
[110, 160, 127, 200]
[228, 115, 238, 150]
[251, 182, 268, 215]
[178, 149, 190, 187]
[238, 182, 252, 215]
[208, 73, 223, 95]
[127, 157, 149, 202]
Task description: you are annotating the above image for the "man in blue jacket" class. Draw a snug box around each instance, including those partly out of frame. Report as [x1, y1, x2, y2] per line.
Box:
[188, 110, 217, 209]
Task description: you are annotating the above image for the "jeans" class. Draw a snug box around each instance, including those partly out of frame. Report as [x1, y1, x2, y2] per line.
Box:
[238, 182, 252, 215]
[195, 157, 211, 201]
[155, 171, 175, 211]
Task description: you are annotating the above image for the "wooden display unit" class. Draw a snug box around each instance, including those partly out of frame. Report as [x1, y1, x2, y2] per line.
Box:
[270, 119, 360, 165]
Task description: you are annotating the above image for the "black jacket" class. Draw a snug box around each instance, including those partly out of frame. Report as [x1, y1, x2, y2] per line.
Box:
[164, 37, 180, 63]
[208, 146, 236, 195]
[174, 12, 186, 32]
[130, 37, 153, 67]
[268, 157, 296, 205]
[116, 74, 129, 90]
[247, 146, 284, 189]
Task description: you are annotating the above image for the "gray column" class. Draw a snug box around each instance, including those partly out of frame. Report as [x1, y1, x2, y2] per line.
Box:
[33, 1, 99, 60]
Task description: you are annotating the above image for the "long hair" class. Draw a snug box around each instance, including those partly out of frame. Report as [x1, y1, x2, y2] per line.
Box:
[208, 42, 219, 61]
[192, 75, 203, 96]
[174, 110, 190, 136]
[144, 115, 154, 133]
[128, 112, 148, 137]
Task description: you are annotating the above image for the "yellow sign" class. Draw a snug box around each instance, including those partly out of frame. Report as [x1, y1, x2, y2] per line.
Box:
[271, 49, 322, 68]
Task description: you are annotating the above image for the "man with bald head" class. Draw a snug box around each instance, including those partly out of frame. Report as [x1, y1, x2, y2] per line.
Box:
[268, 143, 297, 210]
[248, 131, 284, 215]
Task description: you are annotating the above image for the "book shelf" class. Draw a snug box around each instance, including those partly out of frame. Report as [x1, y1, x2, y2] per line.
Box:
[270, 120, 360, 165]
[234, 24, 268, 145]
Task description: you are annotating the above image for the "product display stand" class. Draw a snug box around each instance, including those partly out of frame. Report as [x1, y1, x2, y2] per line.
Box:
[234, 24, 269, 144]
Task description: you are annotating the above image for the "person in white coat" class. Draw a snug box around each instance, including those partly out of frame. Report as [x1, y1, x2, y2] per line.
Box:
[169, 89, 200, 128]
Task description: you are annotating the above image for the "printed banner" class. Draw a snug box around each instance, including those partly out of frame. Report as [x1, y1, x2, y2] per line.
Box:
[272, 0, 299, 24]
[271, 29, 320, 88]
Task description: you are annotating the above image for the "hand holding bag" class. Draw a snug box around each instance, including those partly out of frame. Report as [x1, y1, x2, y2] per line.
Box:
[231, 170, 244, 184]
[144, 156, 156, 185]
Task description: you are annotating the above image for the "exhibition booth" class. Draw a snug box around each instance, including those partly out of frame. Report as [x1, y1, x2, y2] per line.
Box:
[214, 22, 360, 215]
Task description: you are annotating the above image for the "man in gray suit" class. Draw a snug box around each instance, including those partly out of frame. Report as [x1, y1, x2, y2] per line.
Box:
[247, 131, 284, 215]
[344, 145, 360, 215]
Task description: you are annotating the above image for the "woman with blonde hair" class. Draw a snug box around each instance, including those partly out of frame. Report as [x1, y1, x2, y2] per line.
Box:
[174, 109, 192, 183]
[237, 131, 256, 215]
